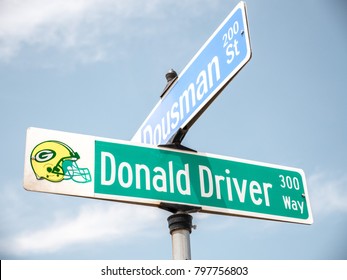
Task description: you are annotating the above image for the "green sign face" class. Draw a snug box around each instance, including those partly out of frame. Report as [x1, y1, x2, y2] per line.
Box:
[94, 140, 312, 224]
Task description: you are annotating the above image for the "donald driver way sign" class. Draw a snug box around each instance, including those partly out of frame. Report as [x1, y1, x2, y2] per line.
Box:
[24, 127, 313, 224]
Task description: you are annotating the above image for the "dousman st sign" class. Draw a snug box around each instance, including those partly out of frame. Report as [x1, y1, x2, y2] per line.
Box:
[132, 1, 252, 145]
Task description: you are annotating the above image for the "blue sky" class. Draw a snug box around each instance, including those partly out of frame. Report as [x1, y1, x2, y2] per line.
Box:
[1, 0, 346, 260]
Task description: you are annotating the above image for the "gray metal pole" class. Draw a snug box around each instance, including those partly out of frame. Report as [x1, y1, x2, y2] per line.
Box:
[167, 212, 193, 260]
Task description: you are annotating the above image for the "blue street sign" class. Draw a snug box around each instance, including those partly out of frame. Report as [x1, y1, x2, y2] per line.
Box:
[132, 1, 252, 145]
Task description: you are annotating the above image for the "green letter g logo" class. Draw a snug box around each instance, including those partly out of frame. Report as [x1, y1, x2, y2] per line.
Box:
[35, 149, 56, 162]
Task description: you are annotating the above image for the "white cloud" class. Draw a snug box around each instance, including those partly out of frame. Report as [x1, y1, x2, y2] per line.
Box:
[0, 0, 220, 63]
[308, 172, 347, 216]
[0, 0, 153, 62]
[8, 202, 162, 255]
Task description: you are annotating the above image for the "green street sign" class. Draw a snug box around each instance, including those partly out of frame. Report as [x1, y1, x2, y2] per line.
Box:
[24, 127, 313, 224]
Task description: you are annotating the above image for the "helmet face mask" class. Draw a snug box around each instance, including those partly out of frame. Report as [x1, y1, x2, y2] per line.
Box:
[30, 141, 91, 183]
[62, 160, 92, 183]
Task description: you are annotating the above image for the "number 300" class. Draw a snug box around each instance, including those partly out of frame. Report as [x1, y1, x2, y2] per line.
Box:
[279, 175, 300, 190]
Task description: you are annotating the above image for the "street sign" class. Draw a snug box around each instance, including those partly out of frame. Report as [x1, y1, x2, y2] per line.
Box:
[132, 1, 252, 145]
[24, 127, 313, 224]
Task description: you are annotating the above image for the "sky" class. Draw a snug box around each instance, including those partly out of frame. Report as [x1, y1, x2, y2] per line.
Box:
[0, 0, 346, 260]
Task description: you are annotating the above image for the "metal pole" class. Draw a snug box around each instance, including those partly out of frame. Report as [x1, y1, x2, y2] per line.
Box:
[167, 212, 193, 260]
[160, 69, 198, 260]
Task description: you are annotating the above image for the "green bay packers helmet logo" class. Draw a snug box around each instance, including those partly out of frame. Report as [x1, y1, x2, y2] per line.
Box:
[35, 149, 56, 162]
[30, 141, 92, 183]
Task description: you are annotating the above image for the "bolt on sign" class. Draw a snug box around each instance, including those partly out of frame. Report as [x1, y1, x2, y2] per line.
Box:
[24, 127, 313, 224]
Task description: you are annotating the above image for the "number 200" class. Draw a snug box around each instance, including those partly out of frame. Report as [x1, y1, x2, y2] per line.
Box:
[279, 175, 300, 190]
[222, 21, 239, 48]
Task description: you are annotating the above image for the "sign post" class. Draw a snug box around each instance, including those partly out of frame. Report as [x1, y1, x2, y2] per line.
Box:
[132, 1, 252, 145]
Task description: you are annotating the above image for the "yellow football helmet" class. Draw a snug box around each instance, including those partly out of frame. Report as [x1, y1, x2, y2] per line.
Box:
[30, 140, 91, 183]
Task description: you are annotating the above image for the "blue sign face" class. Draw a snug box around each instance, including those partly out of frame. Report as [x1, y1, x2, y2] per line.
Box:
[132, 1, 251, 145]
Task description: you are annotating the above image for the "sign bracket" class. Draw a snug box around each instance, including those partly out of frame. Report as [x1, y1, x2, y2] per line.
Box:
[159, 202, 201, 214]
[158, 131, 194, 151]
